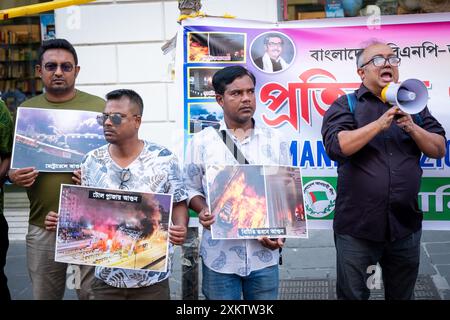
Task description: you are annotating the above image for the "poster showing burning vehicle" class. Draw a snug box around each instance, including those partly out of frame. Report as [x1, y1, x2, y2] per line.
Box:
[206, 165, 307, 239]
[55, 185, 173, 272]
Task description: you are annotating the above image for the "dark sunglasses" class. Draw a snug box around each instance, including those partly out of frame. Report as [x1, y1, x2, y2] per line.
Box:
[96, 113, 139, 126]
[119, 168, 131, 190]
[43, 62, 74, 72]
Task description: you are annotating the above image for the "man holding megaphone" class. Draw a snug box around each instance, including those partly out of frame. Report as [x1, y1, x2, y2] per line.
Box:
[322, 41, 446, 300]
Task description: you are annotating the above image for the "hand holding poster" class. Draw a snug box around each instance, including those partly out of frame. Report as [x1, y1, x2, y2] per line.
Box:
[55, 185, 173, 272]
[206, 165, 307, 239]
[11, 107, 106, 172]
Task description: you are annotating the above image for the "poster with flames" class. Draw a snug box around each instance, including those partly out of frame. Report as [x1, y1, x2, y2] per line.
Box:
[11, 107, 106, 172]
[206, 165, 307, 239]
[55, 185, 173, 272]
[179, 15, 450, 230]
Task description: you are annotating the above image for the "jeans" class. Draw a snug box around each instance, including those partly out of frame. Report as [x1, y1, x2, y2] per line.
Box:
[334, 229, 421, 300]
[202, 261, 279, 300]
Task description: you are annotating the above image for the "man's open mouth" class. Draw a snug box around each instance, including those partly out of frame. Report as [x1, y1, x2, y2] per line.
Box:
[380, 70, 393, 82]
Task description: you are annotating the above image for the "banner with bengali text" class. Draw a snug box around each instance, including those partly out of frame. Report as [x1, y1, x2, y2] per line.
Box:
[177, 13, 450, 229]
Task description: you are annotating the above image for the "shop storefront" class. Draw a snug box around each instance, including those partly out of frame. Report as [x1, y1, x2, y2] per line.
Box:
[284, 0, 450, 21]
[0, 1, 55, 116]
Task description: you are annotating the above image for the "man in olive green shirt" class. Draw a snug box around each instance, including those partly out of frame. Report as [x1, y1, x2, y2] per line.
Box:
[8, 39, 105, 300]
[0, 99, 13, 300]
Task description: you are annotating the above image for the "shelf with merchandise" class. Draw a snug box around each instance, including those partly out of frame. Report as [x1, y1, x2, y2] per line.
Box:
[0, 15, 42, 103]
[0, 79, 43, 103]
[285, 0, 450, 21]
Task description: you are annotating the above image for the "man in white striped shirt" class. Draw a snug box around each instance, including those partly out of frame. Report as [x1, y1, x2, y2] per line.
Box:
[183, 66, 291, 300]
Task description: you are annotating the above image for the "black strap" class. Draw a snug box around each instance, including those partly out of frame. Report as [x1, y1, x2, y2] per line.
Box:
[217, 130, 250, 165]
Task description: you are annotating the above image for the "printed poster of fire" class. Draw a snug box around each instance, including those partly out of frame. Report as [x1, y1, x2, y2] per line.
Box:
[55, 185, 173, 272]
[206, 165, 307, 239]
[179, 14, 450, 229]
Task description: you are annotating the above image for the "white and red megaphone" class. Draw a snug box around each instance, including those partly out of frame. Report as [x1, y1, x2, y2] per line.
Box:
[381, 79, 428, 114]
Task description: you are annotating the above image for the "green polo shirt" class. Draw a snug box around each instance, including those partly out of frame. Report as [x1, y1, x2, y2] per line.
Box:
[0, 99, 14, 216]
[20, 90, 105, 227]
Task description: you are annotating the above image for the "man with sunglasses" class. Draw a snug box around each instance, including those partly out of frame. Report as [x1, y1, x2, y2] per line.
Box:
[47, 89, 188, 299]
[7, 39, 105, 300]
[321, 41, 446, 300]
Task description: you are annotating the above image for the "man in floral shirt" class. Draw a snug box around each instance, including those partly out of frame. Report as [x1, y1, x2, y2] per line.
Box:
[46, 89, 188, 299]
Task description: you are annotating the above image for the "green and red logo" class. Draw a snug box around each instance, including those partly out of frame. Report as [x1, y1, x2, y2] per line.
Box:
[303, 179, 336, 218]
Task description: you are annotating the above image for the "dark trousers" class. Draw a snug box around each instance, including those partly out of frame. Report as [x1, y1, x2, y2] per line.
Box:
[0, 214, 11, 300]
[334, 229, 421, 300]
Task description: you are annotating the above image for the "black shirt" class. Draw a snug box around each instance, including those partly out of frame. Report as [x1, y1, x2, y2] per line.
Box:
[254, 56, 283, 72]
[271, 59, 282, 72]
[321, 85, 446, 242]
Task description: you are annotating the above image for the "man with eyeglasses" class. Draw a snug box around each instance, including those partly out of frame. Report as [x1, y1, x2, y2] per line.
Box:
[321, 41, 446, 300]
[254, 34, 287, 73]
[46, 89, 188, 299]
[7, 39, 105, 300]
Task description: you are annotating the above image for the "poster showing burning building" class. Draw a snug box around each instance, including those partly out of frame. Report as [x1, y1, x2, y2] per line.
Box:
[188, 67, 221, 99]
[11, 107, 106, 172]
[207, 165, 307, 239]
[55, 185, 173, 272]
[188, 32, 246, 63]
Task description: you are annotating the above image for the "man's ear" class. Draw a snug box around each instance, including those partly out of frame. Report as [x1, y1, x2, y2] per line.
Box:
[135, 115, 142, 129]
[357, 67, 365, 80]
[74, 65, 80, 79]
[215, 94, 224, 107]
[36, 64, 42, 78]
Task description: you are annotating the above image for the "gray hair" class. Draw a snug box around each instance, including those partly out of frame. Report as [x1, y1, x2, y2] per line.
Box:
[356, 39, 387, 68]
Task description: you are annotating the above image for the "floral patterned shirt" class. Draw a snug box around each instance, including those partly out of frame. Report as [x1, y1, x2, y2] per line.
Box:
[81, 140, 188, 288]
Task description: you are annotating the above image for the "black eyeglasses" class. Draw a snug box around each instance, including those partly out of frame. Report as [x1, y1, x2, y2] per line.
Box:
[43, 62, 74, 72]
[96, 113, 140, 126]
[119, 168, 131, 190]
[360, 56, 401, 68]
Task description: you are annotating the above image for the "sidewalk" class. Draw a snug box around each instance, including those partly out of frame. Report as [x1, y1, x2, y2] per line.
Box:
[5, 229, 450, 300]
[4, 187, 450, 300]
[279, 229, 450, 300]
